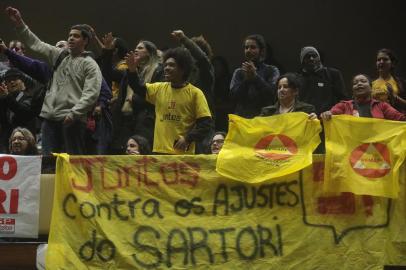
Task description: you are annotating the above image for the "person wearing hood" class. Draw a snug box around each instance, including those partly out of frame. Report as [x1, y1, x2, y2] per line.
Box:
[6, 7, 102, 155]
[298, 46, 347, 115]
[230, 34, 280, 118]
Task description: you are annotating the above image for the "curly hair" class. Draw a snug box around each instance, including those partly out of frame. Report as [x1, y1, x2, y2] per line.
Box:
[163, 47, 194, 81]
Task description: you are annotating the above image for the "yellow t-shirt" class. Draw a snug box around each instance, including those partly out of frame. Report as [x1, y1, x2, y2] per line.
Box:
[371, 76, 399, 102]
[146, 82, 212, 154]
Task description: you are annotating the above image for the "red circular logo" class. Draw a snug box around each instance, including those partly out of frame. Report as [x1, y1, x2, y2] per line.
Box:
[254, 134, 298, 160]
[349, 143, 391, 178]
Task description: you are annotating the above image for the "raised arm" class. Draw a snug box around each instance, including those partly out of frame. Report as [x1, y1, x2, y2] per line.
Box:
[6, 6, 61, 65]
[126, 51, 148, 99]
[171, 30, 209, 66]
[99, 32, 125, 87]
[1, 41, 51, 84]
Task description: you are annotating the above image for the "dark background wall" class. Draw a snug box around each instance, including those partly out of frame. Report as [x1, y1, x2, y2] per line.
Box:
[0, 0, 404, 91]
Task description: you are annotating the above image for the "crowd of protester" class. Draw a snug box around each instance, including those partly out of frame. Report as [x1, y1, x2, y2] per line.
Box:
[1, 6, 405, 157]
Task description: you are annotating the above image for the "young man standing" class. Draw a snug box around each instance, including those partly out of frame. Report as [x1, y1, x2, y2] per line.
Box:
[6, 7, 102, 155]
[230, 34, 280, 119]
[127, 47, 212, 154]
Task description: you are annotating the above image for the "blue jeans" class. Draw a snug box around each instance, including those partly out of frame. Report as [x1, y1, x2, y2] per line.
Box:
[41, 119, 86, 155]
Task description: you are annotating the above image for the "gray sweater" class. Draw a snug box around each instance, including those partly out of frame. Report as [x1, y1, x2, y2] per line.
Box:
[17, 25, 102, 122]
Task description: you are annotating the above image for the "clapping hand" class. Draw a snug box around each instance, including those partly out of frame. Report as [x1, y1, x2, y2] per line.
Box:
[242, 61, 257, 80]
[125, 51, 140, 72]
[102, 32, 115, 50]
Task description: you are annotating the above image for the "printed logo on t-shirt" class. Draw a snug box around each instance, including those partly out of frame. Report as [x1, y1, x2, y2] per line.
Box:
[161, 112, 182, 122]
[168, 101, 176, 109]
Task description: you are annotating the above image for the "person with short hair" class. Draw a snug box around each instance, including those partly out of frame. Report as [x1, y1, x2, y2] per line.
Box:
[298, 46, 347, 115]
[210, 131, 226, 154]
[8, 126, 38, 155]
[127, 47, 213, 154]
[6, 7, 102, 155]
[230, 34, 280, 118]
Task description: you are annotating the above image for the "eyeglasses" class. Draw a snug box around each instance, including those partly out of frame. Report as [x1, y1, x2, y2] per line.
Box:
[211, 139, 224, 145]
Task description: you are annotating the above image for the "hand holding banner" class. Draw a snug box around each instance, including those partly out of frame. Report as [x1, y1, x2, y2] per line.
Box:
[216, 113, 321, 182]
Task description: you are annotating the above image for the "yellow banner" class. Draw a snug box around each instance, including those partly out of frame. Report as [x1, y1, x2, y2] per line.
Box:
[216, 113, 321, 182]
[324, 115, 406, 198]
[46, 154, 406, 269]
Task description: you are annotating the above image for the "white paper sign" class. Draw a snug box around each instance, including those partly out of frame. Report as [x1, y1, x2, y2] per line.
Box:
[0, 155, 41, 238]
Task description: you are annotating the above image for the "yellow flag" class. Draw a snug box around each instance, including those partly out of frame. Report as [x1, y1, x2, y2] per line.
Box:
[324, 115, 406, 198]
[216, 113, 321, 182]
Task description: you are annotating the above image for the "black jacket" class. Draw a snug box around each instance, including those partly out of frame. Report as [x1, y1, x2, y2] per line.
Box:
[299, 67, 347, 115]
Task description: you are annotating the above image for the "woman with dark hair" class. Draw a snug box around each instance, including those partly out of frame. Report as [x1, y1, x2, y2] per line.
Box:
[125, 135, 151, 155]
[372, 48, 406, 112]
[102, 35, 163, 154]
[209, 131, 227, 154]
[321, 74, 405, 121]
[261, 73, 316, 118]
[8, 127, 38, 155]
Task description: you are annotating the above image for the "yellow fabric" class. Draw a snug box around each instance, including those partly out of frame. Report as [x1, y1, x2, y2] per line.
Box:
[145, 82, 212, 154]
[111, 61, 128, 99]
[324, 114, 406, 198]
[46, 154, 406, 269]
[371, 76, 399, 102]
[216, 113, 321, 182]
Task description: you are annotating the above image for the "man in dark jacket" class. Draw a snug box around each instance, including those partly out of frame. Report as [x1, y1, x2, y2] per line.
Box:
[230, 34, 280, 118]
[298, 46, 347, 115]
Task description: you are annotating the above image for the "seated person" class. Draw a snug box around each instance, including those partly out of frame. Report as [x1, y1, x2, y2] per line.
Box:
[125, 135, 151, 155]
[261, 73, 316, 119]
[210, 131, 226, 154]
[321, 74, 406, 121]
[9, 126, 38, 155]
